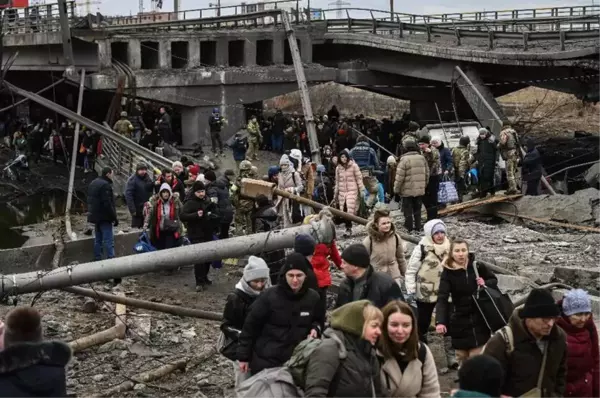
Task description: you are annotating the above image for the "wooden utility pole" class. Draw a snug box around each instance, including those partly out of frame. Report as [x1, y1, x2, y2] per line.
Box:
[281, 11, 321, 165]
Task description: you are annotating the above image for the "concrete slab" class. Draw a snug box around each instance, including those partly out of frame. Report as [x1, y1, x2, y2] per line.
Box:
[553, 266, 600, 292]
[519, 269, 553, 285]
[497, 274, 532, 292]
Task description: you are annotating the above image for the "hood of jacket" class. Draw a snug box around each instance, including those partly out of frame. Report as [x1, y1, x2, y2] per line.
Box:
[0, 341, 71, 394]
[330, 299, 372, 338]
[159, 182, 172, 195]
[366, 220, 396, 243]
[442, 252, 475, 271]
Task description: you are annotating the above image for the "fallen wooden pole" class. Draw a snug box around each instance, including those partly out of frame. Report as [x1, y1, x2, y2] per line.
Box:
[63, 286, 223, 321]
[439, 194, 523, 216]
[495, 211, 600, 233]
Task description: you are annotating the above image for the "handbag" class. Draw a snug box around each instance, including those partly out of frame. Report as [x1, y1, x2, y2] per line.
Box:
[520, 342, 548, 397]
[162, 218, 180, 232]
[438, 175, 459, 204]
[471, 262, 514, 333]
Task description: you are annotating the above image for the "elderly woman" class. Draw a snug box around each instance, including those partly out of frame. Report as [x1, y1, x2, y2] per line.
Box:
[275, 154, 304, 228]
[334, 149, 365, 237]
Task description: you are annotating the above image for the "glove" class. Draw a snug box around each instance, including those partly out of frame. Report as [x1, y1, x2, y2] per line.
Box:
[113, 220, 119, 227]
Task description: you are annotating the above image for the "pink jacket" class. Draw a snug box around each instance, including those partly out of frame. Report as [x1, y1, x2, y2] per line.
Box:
[334, 159, 365, 215]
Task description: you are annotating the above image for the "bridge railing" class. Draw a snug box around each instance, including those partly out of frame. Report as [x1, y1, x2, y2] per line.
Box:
[1, 1, 76, 35]
[426, 5, 599, 23]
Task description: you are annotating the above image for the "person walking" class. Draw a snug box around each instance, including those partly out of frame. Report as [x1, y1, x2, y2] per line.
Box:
[275, 154, 304, 228]
[271, 109, 286, 153]
[125, 163, 154, 229]
[431, 136, 453, 179]
[113, 111, 134, 139]
[435, 239, 498, 366]
[522, 138, 543, 196]
[334, 149, 365, 237]
[232, 160, 257, 235]
[304, 300, 383, 398]
[208, 108, 225, 157]
[204, 170, 234, 239]
[300, 157, 315, 216]
[393, 140, 429, 232]
[418, 136, 441, 221]
[180, 181, 220, 291]
[157, 106, 173, 144]
[246, 116, 261, 161]
[451, 136, 471, 203]
[378, 300, 440, 398]
[363, 208, 406, 285]
[335, 244, 404, 309]
[220, 257, 271, 387]
[483, 288, 567, 397]
[311, 226, 342, 314]
[251, 195, 285, 284]
[237, 254, 323, 375]
[87, 167, 118, 264]
[145, 183, 183, 251]
[498, 126, 520, 195]
[556, 289, 598, 397]
[475, 128, 498, 198]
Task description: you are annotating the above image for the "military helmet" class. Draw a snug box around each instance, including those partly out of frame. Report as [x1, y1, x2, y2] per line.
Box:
[239, 160, 252, 171]
[121, 111, 128, 117]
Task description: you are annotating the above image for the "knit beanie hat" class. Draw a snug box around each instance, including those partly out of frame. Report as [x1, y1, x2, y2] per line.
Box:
[243, 256, 270, 282]
[294, 234, 316, 257]
[519, 288, 560, 319]
[341, 244, 371, 268]
[458, 355, 504, 397]
[562, 289, 592, 316]
[204, 170, 216, 182]
[330, 300, 371, 338]
[280, 252, 310, 276]
[192, 180, 205, 193]
[3, 307, 43, 347]
[101, 166, 112, 177]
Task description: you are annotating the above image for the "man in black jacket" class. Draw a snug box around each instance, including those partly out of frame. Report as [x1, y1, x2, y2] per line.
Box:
[180, 181, 220, 292]
[125, 163, 154, 228]
[204, 170, 234, 239]
[335, 244, 404, 309]
[87, 167, 118, 262]
[237, 253, 323, 376]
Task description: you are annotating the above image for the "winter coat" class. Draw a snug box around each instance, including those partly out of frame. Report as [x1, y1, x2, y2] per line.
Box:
[335, 133, 351, 153]
[438, 143, 453, 174]
[476, 136, 498, 181]
[334, 157, 365, 215]
[405, 222, 451, 303]
[483, 309, 567, 398]
[231, 136, 248, 161]
[145, 185, 184, 242]
[350, 141, 379, 170]
[207, 177, 233, 224]
[276, 157, 304, 227]
[435, 254, 497, 350]
[113, 118, 133, 137]
[237, 281, 323, 374]
[522, 147, 543, 182]
[394, 151, 429, 197]
[305, 328, 381, 398]
[139, 131, 160, 150]
[335, 266, 405, 309]
[153, 175, 185, 198]
[363, 221, 406, 280]
[451, 146, 470, 179]
[125, 173, 154, 216]
[251, 205, 285, 277]
[301, 163, 315, 200]
[180, 194, 219, 242]
[314, 172, 334, 204]
[272, 113, 286, 135]
[311, 242, 342, 288]
[556, 310, 599, 397]
[87, 176, 117, 224]
[221, 288, 257, 359]
[0, 341, 71, 397]
[422, 147, 441, 176]
[377, 343, 440, 398]
[208, 114, 224, 133]
[157, 112, 172, 140]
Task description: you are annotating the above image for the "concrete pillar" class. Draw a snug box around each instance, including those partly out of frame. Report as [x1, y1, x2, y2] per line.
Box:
[244, 38, 257, 67]
[97, 39, 112, 70]
[272, 35, 285, 64]
[216, 38, 229, 66]
[299, 37, 312, 63]
[128, 39, 141, 70]
[181, 104, 245, 147]
[159, 40, 171, 69]
[188, 39, 201, 68]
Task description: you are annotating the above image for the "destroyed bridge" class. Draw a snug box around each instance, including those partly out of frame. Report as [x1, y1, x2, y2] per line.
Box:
[1, 0, 599, 144]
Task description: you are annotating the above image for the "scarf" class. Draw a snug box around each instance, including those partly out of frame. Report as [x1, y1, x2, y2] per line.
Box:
[422, 235, 450, 259]
[235, 277, 271, 298]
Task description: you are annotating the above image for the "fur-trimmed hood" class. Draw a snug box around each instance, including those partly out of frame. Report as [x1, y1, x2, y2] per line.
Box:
[366, 220, 396, 243]
[0, 341, 71, 396]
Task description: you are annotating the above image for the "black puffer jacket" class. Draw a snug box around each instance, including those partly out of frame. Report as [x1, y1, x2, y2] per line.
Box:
[125, 173, 154, 216]
[180, 195, 220, 242]
[237, 281, 323, 374]
[335, 266, 405, 309]
[522, 147, 543, 181]
[435, 254, 498, 350]
[220, 288, 257, 361]
[305, 329, 380, 398]
[0, 341, 71, 397]
[207, 177, 234, 224]
[87, 176, 117, 224]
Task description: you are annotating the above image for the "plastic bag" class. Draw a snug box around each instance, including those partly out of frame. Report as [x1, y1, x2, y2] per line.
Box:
[133, 231, 156, 254]
[438, 177, 459, 204]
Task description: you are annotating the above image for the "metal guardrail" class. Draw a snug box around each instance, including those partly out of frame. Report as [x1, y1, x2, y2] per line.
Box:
[426, 5, 599, 22]
[1, 1, 76, 35]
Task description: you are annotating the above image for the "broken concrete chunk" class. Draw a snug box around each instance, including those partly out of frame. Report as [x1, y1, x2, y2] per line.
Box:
[553, 266, 600, 292]
[97, 339, 129, 353]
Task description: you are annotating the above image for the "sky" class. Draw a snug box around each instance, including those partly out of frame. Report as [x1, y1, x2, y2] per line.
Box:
[94, 0, 594, 18]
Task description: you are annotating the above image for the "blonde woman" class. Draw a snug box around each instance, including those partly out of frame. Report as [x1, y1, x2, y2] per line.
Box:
[304, 300, 383, 397]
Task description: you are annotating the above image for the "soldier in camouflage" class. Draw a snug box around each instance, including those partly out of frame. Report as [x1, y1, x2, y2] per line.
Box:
[451, 136, 471, 202]
[499, 126, 520, 195]
[418, 136, 442, 220]
[246, 116, 262, 161]
[231, 160, 257, 235]
[113, 111, 134, 139]
[399, 121, 420, 155]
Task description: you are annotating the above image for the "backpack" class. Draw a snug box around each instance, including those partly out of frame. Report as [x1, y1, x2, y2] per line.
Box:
[235, 367, 303, 398]
[285, 337, 324, 389]
[484, 325, 514, 355]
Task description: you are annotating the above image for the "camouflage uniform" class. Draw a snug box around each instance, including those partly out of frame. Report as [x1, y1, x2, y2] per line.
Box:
[231, 160, 257, 235]
[451, 144, 470, 202]
[499, 127, 519, 194]
[113, 112, 134, 139]
[246, 119, 262, 160]
[423, 147, 441, 176]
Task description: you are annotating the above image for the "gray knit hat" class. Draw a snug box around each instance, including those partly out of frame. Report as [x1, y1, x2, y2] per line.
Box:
[243, 256, 270, 282]
[562, 289, 592, 316]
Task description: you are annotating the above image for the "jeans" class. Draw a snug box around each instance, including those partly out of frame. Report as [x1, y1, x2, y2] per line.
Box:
[94, 222, 115, 261]
[271, 134, 283, 152]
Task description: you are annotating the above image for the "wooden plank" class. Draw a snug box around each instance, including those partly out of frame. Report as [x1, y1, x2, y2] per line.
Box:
[495, 210, 600, 233]
[439, 194, 523, 216]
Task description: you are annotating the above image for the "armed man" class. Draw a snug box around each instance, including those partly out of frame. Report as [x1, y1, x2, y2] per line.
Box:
[113, 111, 134, 139]
[246, 116, 262, 161]
[208, 108, 226, 157]
[498, 126, 521, 195]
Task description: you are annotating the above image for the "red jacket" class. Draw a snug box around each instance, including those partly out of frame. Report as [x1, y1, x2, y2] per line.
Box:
[311, 241, 342, 288]
[556, 310, 599, 397]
